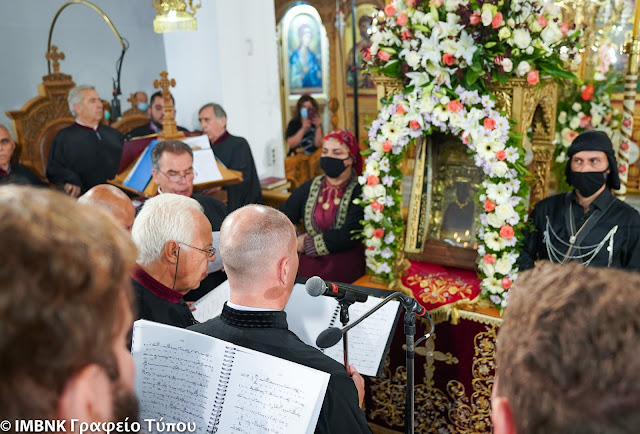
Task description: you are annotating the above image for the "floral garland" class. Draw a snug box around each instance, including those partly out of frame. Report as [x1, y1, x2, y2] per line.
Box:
[358, 0, 580, 310]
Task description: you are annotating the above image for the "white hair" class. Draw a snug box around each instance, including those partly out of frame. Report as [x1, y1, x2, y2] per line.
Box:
[68, 85, 95, 117]
[132, 193, 204, 265]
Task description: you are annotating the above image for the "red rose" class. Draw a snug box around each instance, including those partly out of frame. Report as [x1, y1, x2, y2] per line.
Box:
[442, 53, 455, 66]
[396, 105, 407, 115]
[377, 50, 391, 62]
[396, 13, 408, 27]
[371, 200, 384, 212]
[581, 84, 594, 101]
[382, 140, 393, 152]
[409, 120, 420, 130]
[496, 150, 506, 161]
[401, 29, 413, 40]
[491, 12, 503, 29]
[621, 141, 630, 152]
[483, 254, 496, 265]
[448, 100, 463, 113]
[623, 118, 632, 129]
[367, 175, 380, 186]
[362, 47, 372, 61]
[484, 199, 496, 212]
[527, 70, 539, 86]
[499, 224, 515, 239]
[501, 277, 512, 290]
[469, 13, 481, 25]
[484, 118, 496, 130]
[373, 228, 385, 239]
[619, 165, 627, 174]
[384, 4, 397, 16]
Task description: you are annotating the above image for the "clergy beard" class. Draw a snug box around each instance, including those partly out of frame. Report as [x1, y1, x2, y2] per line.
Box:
[111, 383, 140, 425]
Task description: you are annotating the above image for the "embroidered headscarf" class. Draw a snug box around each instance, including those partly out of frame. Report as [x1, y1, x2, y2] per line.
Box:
[323, 129, 363, 175]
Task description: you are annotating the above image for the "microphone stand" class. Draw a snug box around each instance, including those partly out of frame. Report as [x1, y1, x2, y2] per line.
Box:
[337, 291, 358, 369]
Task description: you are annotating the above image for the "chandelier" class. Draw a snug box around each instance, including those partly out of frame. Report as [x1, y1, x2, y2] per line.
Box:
[152, 0, 201, 33]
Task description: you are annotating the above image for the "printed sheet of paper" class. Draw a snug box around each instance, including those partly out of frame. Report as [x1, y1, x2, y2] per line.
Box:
[182, 135, 223, 184]
[191, 280, 230, 323]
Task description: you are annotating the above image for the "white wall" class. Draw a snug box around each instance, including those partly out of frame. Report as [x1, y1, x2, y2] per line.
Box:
[163, 0, 285, 178]
[0, 0, 167, 129]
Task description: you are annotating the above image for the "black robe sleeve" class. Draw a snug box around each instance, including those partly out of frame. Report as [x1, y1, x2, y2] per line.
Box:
[46, 130, 83, 188]
[1, 164, 47, 187]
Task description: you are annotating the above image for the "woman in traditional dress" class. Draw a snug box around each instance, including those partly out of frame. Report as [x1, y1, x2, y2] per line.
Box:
[280, 130, 365, 283]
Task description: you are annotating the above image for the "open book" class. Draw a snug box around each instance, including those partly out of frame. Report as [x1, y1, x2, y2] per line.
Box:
[192, 282, 400, 377]
[132, 320, 330, 434]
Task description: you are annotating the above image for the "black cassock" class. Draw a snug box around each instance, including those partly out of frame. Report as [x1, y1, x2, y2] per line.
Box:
[210, 131, 263, 212]
[519, 189, 640, 272]
[189, 304, 372, 434]
[46, 123, 123, 193]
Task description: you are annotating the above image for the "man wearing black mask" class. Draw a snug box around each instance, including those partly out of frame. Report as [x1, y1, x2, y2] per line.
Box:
[519, 130, 640, 271]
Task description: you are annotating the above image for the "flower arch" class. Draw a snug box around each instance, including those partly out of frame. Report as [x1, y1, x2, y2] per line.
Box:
[357, 0, 581, 309]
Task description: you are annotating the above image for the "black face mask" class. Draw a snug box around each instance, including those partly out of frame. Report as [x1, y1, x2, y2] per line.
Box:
[570, 169, 608, 197]
[321, 156, 350, 178]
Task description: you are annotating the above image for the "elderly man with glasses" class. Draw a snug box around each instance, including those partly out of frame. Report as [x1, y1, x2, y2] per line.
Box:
[131, 193, 216, 328]
[149, 139, 228, 301]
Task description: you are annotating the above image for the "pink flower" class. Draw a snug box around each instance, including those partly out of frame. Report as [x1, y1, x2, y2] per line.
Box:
[621, 141, 630, 152]
[373, 228, 385, 239]
[442, 53, 455, 66]
[484, 118, 496, 130]
[409, 120, 421, 130]
[396, 13, 408, 27]
[367, 175, 380, 186]
[484, 199, 496, 212]
[362, 47, 372, 61]
[559, 22, 569, 36]
[499, 224, 515, 239]
[491, 12, 503, 29]
[406, 0, 416, 6]
[501, 277, 512, 290]
[401, 29, 413, 40]
[580, 115, 592, 129]
[377, 50, 391, 62]
[536, 15, 548, 28]
[448, 100, 463, 113]
[623, 118, 632, 128]
[384, 4, 397, 17]
[562, 129, 578, 144]
[429, 0, 444, 6]
[462, 131, 470, 144]
[527, 70, 539, 86]
[469, 13, 481, 26]
[383, 140, 393, 152]
[619, 165, 627, 174]
[493, 55, 504, 65]
[396, 105, 407, 115]
[496, 150, 506, 161]
[371, 200, 384, 212]
[484, 254, 496, 265]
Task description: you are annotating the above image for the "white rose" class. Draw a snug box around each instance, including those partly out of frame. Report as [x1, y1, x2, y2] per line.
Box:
[495, 203, 515, 221]
[525, 46, 534, 55]
[569, 117, 580, 130]
[363, 186, 376, 200]
[571, 102, 582, 112]
[540, 22, 562, 45]
[592, 114, 603, 127]
[512, 28, 532, 49]
[486, 212, 504, 228]
[373, 184, 386, 197]
[516, 60, 531, 76]
[494, 258, 512, 275]
[498, 27, 511, 40]
[555, 151, 566, 163]
[371, 140, 383, 153]
[365, 160, 379, 174]
[363, 225, 374, 238]
[405, 51, 421, 69]
[529, 20, 542, 33]
[501, 58, 513, 72]
[507, 18, 515, 28]
[481, 9, 493, 26]
[480, 262, 495, 277]
[560, 52, 568, 62]
[440, 95, 451, 105]
[492, 161, 509, 177]
[558, 111, 567, 124]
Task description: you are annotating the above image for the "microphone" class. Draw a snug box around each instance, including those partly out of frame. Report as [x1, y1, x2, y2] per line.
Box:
[305, 276, 369, 303]
[396, 293, 426, 316]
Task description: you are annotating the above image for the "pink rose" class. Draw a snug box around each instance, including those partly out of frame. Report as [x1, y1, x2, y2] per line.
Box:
[396, 13, 408, 27]
[448, 100, 463, 113]
[409, 120, 421, 130]
[383, 140, 393, 152]
[377, 50, 391, 62]
[527, 70, 539, 86]
[406, 0, 416, 6]
[496, 150, 506, 161]
[371, 200, 384, 212]
[499, 224, 515, 239]
[469, 13, 481, 26]
[484, 199, 496, 212]
[373, 228, 385, 239]
[491, 12, 503, 29]
[580, 115, 592, 129]
[401, 29, 413, 40]
[362, 47, 372, 61]
[442, 53, 455, 66]
[562, 129, 578, 144]
[384, 4, 397, 17]
[396, 105, 407, 115]
[559, 22, 569, 36]
[501, 277, 512, 290]
[484, 118, 496, 130]
[536, 15, 548, 28]
[483, 254, 496, 265]
[367, 175, 380, 186]
[429, 0, 444, 6]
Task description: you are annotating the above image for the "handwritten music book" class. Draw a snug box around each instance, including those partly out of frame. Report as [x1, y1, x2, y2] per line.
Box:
[132, 320, 330, 434]
[191, 282, 400, 377]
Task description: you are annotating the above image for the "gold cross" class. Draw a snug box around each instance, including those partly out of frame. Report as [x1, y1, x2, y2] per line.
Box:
[153, 70, 175, 95]
[153, 70, 182, 140]
[46, 46, 65, 74]
[127, 93, 138, 109]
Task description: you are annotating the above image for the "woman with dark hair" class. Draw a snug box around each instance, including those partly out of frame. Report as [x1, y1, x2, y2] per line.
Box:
[285, 94, 323, 155]
[280, 129, 365, 283]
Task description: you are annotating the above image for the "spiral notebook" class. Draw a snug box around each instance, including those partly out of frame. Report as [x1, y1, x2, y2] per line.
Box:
[132, 320, 329, 434]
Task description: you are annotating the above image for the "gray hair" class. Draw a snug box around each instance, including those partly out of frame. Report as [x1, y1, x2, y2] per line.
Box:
[199, 102, 227, 119]
[151, 140, 193, 170]
[68, 85, 95, 117]
[220, 205, 295, 280]
[0, 124, 13, 139]
[132, 193, 204, 265]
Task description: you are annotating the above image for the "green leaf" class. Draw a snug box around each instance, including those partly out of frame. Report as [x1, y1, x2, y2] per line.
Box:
[465, 68, 481, 86]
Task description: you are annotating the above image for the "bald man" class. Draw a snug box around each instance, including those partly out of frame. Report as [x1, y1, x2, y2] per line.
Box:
[78, 184, 136, 232]
[189, 205, 371, 433]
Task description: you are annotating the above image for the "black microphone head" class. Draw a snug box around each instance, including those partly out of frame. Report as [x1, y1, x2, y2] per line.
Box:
[316, 327, 343, 349]
[305, 276, 325, 297]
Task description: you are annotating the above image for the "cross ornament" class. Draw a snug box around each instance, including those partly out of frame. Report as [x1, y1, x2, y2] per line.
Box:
[46, 46, 65, 74]
[127, 93, 138, 109]
[153, 70, 183, 140]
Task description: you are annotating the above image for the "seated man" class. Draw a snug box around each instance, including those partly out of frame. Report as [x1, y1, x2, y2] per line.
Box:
[134, 90, 148, 110]
[150, 139, 228, 300]
[198, 103, 263, 211]
[78, 184, 136, 232]
[131, 193, 215, 327]
[189, 205, 371, 434]
[0, 124, 45, 186]
[0, 185, 138, 426]
[47, 85, 124, 197]
[126, 91, 189, 138]
[492, 262, 640, 433]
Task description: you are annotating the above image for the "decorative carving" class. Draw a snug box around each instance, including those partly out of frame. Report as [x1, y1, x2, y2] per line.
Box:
[153, 71, 183, 140]
[371, 73, 405, 108]
[46, 45, 65, 74]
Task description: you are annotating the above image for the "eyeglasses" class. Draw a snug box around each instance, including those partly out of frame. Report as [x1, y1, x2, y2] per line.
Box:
[179, 242, 216, 258]
[158, 168, 197, 183]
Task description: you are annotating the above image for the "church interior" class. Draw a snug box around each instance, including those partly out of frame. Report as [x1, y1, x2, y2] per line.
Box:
[2, 0, 640, 432]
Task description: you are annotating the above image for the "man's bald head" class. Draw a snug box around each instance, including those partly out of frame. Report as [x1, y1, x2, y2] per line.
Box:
[79, 184, 136, 232]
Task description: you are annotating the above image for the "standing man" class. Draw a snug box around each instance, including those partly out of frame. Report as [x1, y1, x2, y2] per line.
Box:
[0, 186, 139, 428]
[198, 103, 263, 211]
[78, 184, 136, 233]
[189, 205, 371, 433]
[519, 130, 640, 271]
[126, 91, 189, 138]
[0, 124, 45, 186]
[47, 85, 124, 197]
